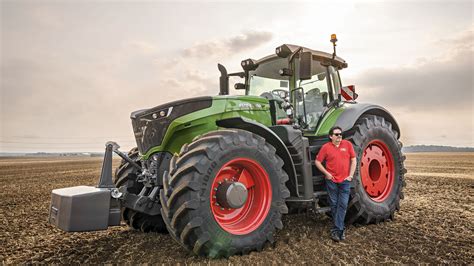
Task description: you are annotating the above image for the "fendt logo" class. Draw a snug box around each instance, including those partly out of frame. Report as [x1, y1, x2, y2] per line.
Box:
[239, 103, 264, 109]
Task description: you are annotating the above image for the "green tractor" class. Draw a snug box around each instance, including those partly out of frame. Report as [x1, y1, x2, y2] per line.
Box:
[49, 36, 406, 258]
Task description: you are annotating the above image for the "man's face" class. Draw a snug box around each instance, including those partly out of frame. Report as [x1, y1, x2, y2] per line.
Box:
[330, 129, 343, 144]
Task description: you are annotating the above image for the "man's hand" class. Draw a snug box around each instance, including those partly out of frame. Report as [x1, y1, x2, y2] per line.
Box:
[315, 160, 334, 181]
[325, 174, 334, 180]
[345, 176, 353, 181]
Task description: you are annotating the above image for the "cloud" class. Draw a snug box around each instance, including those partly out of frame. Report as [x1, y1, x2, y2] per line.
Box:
[162, 31, 272, 97]
[183, 30, 273, 59]
[355, 28, 473, 112]
[228, 31, 273, 53]
[185, 70, 218, 95]
[154, 70, 218, 100]
[126, 41, 159, 55]
[348, 28, 473, 146]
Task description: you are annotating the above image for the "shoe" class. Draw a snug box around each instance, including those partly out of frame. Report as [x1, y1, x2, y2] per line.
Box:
[340, 230, 346, 241]
[330, 231, 340, 242]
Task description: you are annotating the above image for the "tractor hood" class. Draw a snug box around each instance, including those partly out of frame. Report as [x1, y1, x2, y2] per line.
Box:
[130, 96, 212, 154]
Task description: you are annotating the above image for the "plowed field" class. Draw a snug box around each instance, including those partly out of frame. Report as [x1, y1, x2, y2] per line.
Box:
[1, 153, 473, 264]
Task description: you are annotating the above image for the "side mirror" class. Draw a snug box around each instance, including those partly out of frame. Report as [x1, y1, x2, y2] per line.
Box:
[299, 51, 312, 80]
[234, 83, 247, 90]
[340, 85, 358, 101]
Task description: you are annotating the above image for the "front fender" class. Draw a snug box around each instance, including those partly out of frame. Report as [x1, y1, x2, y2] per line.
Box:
[216, 117, 300, 197]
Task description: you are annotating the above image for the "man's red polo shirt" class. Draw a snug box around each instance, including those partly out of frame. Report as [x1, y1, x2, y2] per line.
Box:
[316, 139, 356, 183]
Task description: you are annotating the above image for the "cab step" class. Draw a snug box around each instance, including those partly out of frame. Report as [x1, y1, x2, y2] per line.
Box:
[314, 206, 331, 214]
[313, 191, 328, 198]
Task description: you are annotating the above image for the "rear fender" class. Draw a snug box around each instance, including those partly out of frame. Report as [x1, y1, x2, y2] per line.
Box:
[316, 103, 401, 138]
[336, 103, 401, 138]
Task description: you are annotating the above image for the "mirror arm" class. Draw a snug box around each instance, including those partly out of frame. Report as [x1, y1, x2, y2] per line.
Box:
[288, 47, 303, 63]
[228, 72, 245, 78]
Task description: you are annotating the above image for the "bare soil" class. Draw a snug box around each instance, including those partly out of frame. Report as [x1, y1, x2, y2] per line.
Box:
[1, 153, 473, 264]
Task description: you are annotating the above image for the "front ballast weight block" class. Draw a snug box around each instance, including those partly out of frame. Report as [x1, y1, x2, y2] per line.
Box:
[48, 142, 123, 232]
[49, 186, 121, 231]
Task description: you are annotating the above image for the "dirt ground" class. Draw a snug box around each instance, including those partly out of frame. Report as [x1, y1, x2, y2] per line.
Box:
[1, 153, 473, 264]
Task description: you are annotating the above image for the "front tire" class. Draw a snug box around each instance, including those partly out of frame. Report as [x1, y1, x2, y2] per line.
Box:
[345, 115, 407, 224]
[160, 129, 290, 258]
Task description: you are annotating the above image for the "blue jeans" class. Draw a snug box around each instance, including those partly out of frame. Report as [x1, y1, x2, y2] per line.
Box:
[326, 179, 351, 236]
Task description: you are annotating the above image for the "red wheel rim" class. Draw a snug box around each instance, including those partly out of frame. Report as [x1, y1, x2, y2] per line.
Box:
[360, 140, 394, 202]
[210, 158, 272, 235]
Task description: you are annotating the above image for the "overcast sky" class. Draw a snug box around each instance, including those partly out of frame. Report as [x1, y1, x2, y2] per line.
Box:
[1, 0, 473, 152]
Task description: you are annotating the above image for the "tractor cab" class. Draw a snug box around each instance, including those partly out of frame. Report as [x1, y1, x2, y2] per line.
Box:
[238, 40, 350, 133]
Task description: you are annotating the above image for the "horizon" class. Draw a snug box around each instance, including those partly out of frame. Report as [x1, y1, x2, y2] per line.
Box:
[1, 144, 473, 155]
[1, 0, 473, 153]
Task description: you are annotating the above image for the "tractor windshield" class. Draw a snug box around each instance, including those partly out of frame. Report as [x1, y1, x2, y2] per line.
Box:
[247, 58, 290, 98]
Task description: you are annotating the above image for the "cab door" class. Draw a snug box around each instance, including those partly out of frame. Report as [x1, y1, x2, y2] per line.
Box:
[292, 61, 332, 132]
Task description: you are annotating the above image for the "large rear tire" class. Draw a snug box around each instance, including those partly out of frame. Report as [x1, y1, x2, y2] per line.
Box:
[114, 147, 167, 233]
[160, 129, 290, 258]
[345, 115, 407, 224]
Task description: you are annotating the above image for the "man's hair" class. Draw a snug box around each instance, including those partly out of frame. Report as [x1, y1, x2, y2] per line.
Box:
[329, 126, 343, 136]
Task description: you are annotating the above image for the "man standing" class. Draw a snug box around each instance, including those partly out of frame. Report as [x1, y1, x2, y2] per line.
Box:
[315, 126, 357, 242]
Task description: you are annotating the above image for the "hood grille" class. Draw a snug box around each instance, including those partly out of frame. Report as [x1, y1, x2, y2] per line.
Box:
[131, 97, 212, 154]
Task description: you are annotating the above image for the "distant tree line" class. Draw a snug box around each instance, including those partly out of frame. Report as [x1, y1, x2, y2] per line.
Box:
[402, 145, 474, 153]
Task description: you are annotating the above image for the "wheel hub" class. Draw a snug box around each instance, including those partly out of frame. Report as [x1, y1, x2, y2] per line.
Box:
[368, 159, 382, 182]
[216, 181, 248, 209]
[210, 157, 272, 235]
[360, 140, 395, 202]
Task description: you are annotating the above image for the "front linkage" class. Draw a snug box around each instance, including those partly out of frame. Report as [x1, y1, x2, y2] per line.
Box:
[49, 141, 160, 231]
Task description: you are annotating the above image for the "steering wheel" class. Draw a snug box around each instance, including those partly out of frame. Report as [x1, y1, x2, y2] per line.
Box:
[271, 89, 289, 99]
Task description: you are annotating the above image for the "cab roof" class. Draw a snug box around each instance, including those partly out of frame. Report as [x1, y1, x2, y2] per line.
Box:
[256, 44, 348, 70]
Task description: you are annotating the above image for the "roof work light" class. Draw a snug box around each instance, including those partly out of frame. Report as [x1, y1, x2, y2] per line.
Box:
[331, 34, 338, 59]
